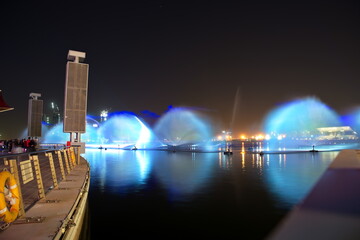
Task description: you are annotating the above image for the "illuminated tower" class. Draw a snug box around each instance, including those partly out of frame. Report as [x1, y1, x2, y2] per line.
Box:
[28, 93, 43, 138]
[44, 101, 61, 125]
[63, 50, 89, 153]
[50, 102, 61, 124]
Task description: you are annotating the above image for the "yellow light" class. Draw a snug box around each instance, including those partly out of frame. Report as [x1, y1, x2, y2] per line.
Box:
[217, 135, 223, 140]
[256, 134, 264, 140]
[240, 135, 246, 140]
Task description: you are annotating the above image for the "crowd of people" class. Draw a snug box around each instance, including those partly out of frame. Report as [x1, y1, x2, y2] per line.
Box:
[0, 138, 38, 154]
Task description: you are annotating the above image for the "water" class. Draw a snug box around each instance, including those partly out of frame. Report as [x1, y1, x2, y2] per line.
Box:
[83, 148, 338, 239]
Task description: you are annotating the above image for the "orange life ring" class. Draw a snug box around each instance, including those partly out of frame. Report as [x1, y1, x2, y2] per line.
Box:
[0, 171, 20, 223]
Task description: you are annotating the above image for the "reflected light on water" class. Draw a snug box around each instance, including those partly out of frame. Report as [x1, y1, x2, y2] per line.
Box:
[135, 150, 151, 183]
[241, 152, 245, 169]
[86, 149, 152, 194]
[264, 151, 338, 208]
[84, 149, 339, 239]
[85, 149, 338, 208]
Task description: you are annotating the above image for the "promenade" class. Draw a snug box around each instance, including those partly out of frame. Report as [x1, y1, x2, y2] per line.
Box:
[0, 148, 90, 239]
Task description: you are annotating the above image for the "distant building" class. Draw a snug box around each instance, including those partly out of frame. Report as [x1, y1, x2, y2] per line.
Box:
[316, 126, 358, 141]
[43, 101, 61, 125]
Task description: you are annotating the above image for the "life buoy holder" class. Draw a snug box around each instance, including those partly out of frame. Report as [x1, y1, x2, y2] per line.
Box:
[0, 170, 20, 223]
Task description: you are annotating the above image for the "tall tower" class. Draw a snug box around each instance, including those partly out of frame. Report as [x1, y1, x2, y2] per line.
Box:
[28, 93, 43, 138]
[63, 50, 89, 152]
[50, 101, 61, 124]
[44, 101, 61, 125]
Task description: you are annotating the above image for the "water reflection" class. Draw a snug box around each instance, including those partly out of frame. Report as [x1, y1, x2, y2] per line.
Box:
[218, 152, 233, 169]
[153, 152, 216, 200]
[84, 149, 338, 239]
[85, 149, 337, 207]
[86, 149, 151, 194]
[85, 149, 216, 197]
[263, 151, 338, 208]
[135, 150, 151, 183]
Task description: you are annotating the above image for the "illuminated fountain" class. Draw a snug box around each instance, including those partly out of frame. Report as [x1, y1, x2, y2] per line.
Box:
[261, 96, 353, 151]
[42, 113, 156, 149]
[42, 122, 67, 143]
[153, 107, 215, 151]
[343, 107, 360, 133]
[41, 108, 216, 151]
[96, 112, 157, 149]
[42, 116, 100, 144]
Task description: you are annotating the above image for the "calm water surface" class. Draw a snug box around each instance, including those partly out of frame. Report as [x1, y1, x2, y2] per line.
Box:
[83, 149, 338, 239]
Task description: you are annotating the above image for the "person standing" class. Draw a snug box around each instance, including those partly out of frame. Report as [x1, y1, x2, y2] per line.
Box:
[29, 138, 37, 152]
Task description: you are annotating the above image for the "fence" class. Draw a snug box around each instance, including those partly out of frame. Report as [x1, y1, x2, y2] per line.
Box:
[0, 146, 81, 227]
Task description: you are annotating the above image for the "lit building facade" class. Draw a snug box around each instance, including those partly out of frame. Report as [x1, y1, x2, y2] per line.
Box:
[43, 101, 61, 125]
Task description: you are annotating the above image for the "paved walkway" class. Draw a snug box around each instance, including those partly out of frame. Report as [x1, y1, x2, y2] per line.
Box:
[0, 157, 89, 239]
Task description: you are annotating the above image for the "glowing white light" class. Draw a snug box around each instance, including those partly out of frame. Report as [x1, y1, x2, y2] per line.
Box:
[100, 110, 108, 118]
[135, 117, 152, 148]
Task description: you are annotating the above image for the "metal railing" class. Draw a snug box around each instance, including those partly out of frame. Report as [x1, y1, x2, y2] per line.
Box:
[0, 146, 81, 226]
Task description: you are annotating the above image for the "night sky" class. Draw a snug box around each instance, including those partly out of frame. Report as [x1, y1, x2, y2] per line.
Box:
[0, 1, 359, 139]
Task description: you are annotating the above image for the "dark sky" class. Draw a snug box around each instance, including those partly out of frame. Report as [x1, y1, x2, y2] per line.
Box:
[1, 1, 359, 139]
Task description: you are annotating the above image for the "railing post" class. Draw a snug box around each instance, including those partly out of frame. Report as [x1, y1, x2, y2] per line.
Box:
[30, 155, 46, 199]
[45, 152, 58, 189]
[62, 149, 71, 173]
[70, 147, 79, 166]
[69, 147, 76, 166]
[68, 148, 74, 169]
[55, 150, 66, 181]
[8, 159, 26, 218]
[76, 147, 81, 165]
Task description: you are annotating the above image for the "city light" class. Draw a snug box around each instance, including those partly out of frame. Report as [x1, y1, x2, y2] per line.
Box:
[100, 110, 108, 122]
[255, 134, 264, 140]
[236, 133, 269, 141]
